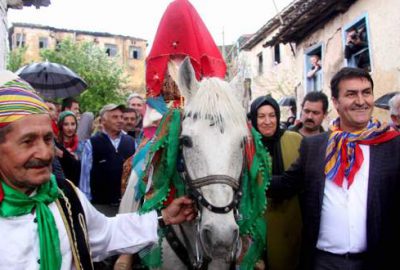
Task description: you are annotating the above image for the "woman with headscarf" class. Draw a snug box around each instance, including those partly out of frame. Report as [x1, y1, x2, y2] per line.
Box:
[56, 111, 82, 186]
[249, 95, 303, 270]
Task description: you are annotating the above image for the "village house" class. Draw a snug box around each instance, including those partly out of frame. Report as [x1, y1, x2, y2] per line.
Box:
[0, 0, 50, 70]
[8, 22, 147, 94]
[238, 0, 400, 122]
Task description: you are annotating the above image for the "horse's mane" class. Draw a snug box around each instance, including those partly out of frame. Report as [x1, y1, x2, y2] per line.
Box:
[184, 77, 248, 137]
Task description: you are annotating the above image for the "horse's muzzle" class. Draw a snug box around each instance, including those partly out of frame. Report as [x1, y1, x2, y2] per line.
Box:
[200, 221, 239, 259]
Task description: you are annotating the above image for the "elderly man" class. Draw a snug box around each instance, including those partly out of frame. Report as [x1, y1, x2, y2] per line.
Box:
[80, 104, 136, 216]
[127, 93, 145, 115]
[389, 93, 400, 130]
[270, 67, 400, 270]
[289, 91, 328, 137]
[0, 72, 195, 270]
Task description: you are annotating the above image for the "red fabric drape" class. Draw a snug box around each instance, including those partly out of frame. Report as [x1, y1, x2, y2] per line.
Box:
[146, 0, 226, 97]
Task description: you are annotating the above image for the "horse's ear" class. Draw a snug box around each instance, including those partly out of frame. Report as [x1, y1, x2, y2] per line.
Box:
[229, 75, 251, 113]
[177, 57, 199, 103]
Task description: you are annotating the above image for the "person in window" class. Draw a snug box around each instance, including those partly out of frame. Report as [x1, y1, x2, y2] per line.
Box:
[307, 54, 321, 79]
[344, 27, 368, 69]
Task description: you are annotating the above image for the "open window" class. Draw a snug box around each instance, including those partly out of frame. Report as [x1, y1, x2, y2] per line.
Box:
[39, 37, 48, 49]
[129, 46, 142, 60]
[343, 16, 371, 72]
[257, 52, 263, 75]
[15, 33, 26, 48]
[273, 44, 281, 65]
[105, 44, 117, 57]
[305, 45, 323, 92]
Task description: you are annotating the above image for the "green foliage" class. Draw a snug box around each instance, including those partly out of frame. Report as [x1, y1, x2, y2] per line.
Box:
[40, 39, 127, 113]
[6, 46, 28, 72]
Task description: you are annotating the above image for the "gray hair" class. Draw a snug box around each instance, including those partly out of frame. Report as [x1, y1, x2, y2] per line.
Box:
[389, 94, 400, 116]
[127, 93, 145, 104]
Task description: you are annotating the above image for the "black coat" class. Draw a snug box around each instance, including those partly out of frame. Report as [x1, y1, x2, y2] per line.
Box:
[270, 132, 400, 270]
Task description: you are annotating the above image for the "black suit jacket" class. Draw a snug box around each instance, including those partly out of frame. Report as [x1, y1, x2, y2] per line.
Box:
[271, 132, 400, 270]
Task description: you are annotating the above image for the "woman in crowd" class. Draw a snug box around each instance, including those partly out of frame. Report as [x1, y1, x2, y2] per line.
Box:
[249, 95, 303, 270]
[56, 111, 82, 185]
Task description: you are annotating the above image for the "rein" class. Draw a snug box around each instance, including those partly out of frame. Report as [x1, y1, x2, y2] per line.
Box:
[165, 151, 245, 269]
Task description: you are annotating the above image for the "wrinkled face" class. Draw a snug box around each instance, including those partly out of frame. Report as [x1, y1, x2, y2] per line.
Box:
[332, 77, 374, 132]
[102, 109, 124, 135]
[128, 97, 145, 115]
[123, 111, 137, 131]
[62, 115, 77, 138]
[0, 114, 54, 193]
[256, 105, 277, 137]
[300, 101, 326, 131]
[45, 102, 57, 121]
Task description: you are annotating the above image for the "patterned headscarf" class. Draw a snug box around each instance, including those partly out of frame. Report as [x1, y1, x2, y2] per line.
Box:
[0, 71, 49, 128]
[325, 117, 400, 188]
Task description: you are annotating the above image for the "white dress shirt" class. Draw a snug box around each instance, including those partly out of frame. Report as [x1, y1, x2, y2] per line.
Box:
[317, 144, 369, 254]
[0, 188, 158, 269]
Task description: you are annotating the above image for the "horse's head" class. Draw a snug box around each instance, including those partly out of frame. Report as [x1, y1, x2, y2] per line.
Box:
[177, 58, 248, 261]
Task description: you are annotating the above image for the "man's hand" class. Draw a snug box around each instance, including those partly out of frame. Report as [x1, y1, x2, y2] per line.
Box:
[161, 196, 196, 225]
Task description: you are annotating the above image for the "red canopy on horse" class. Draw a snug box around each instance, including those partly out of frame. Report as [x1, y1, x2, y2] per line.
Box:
[146, 0, 226, 98]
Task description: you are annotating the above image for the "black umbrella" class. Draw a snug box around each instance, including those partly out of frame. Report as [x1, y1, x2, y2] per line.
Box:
[16, 62, 87, 99]
[374, 91, 400, 110]
[279, 96, 296, 107]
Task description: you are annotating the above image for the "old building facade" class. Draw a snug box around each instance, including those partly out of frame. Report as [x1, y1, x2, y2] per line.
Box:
[9, 22, 147, 94]
[239, 0, 400, 122]
[0, 0, 50, 70]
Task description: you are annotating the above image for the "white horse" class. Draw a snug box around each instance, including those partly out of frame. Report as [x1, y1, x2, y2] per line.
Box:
[152, 57, 249, 270]
[117, 57, 253, 270]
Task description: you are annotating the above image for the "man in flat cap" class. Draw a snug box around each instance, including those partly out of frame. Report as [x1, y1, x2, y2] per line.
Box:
[0, 71, 195, 270]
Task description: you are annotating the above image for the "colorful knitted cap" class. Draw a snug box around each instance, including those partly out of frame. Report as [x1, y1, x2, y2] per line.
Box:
[0, 71, 49, 128]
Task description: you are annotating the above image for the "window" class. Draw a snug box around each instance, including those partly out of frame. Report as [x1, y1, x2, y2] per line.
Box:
[15, 33, 26, 48]
[273, 44, 281, 64]
[105, 44, 117, 57]
[129, 46, 142, 59]
[55, 40, 61, 51]
[305, 45, 323, 93]
[39, 37, 48, 49]
[257, 52, 263, 75]
[343, 16, 371, 72]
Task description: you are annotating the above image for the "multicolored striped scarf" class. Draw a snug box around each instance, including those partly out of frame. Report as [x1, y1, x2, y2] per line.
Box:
[325, 118, 400, 187]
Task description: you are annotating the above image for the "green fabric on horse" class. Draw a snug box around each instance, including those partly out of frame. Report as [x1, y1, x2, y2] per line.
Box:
[136, 108, 271, 269]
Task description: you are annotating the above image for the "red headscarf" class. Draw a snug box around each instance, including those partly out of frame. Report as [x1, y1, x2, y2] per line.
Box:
[146, 0, 226, 97]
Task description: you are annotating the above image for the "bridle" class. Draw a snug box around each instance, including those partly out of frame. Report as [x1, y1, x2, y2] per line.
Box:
[170, 149, 245, 269]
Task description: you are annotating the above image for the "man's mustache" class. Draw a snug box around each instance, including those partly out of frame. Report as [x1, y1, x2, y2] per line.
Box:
[304, 119, 315, 124]
[24, 159, 52, 169]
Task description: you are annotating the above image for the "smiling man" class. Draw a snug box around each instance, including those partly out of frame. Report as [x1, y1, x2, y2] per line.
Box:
[0, 72, 195, 270]
[269, 67, 400, 270]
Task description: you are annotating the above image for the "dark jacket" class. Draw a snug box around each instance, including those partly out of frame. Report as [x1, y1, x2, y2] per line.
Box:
[270, 132, 400, 270]
[90, 132, 135, 204]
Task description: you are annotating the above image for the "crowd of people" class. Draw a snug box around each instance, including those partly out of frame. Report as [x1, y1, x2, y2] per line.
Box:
[0, 65, 399, 270]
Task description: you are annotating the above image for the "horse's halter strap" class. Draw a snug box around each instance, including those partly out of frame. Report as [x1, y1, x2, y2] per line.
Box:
[178, 153, 244, 214]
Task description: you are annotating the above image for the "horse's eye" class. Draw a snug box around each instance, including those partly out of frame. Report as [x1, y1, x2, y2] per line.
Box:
[181, 136, 193, 148]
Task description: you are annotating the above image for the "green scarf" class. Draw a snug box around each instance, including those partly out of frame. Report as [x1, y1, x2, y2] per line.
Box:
[0, 175, 62, 270]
